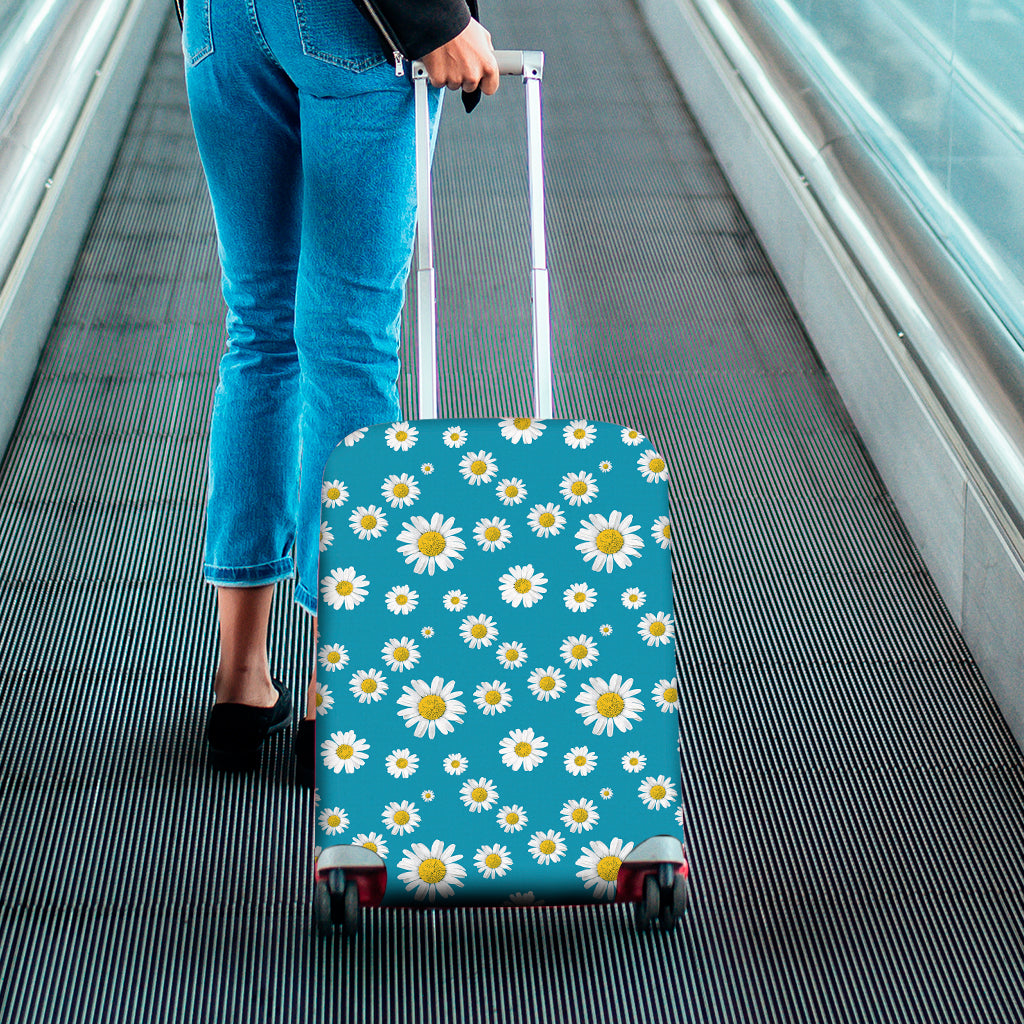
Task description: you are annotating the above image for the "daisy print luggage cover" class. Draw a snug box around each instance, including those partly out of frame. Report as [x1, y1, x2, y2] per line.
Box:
[314, 416, 685, 907]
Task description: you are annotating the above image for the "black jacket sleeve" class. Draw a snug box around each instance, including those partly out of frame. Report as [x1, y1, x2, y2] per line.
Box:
[369, 0, 475, 60]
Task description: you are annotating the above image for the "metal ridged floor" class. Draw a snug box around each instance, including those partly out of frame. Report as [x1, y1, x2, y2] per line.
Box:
[2, 0, 1024, 1021]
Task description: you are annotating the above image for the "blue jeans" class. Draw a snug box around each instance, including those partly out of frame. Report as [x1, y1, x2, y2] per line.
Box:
[183, 0, 441, 614]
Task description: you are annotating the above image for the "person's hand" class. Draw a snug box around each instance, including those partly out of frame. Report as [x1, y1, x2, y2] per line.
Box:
[420, 19, 499, 96]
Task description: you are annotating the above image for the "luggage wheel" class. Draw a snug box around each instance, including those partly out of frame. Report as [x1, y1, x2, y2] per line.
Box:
[635, 863, 690, 933]
[313, 869, 361, 937]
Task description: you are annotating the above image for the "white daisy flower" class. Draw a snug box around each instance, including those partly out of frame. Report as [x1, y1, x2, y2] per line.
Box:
[421, 626, 434, 638]
[498, 564, 547, 608]
[442, 589, 468, 612]
[622, 751, 647, 773]
[459, 777, 499, 812]
[386, 748, 419, 779]
[496, 805, 528, 833]
[396, 676, 466, 739]
[474, 516, 512, 551]
[621, 427, 645, 446]
[638, 449, 669, 482]
[600, 787, 614, 799]
[474, 679, 512, 715]
[564, 746, 597, 776]
[652, 515, 671, 550]
[575, 837, 635, 900]
[499, 727, 548, 771]
[560, 634, 599, 670]
[495, 477, 527, 506]
[499, 417, 546, 444]
[319, 521, 334, 552]
[560, 797, 599, 833]
[422, 790, 436, 802]
[348, 668, 388, 703]
[352, 832, 389, 860]
[321, 730, 369, 774]
[639, 774, 678, 810]
[599, 624, 613, 636]
[313, 681, 334, 716]
[381, 473, 420, 508]
[381, 800, 420, 836]
[526, 502, 566, 537]
[321, 480, 348, 508]
[474, 844, 513, 878]
[396, 512, 466, 575]
[318, 643, 348, 672]
[638, 611, 675, 647]
[459, 449, 498, 485]
[598, 460, 613, 472]
[350, 505, 388, 539]
[507, 892, 544, 906]
[652, 678, 680, 712]
[621, 587, 646, 609]
[576, 674, 644, 736]
[442, 425, 468, 448]
[563, 420, 596, 449]
[563, 583, 597, 613]
[559, 470, 598, 506]
[385, 584, 418, 615]
[320, 566, 369, 610]
[385, 421, 418, 451]
[381, 636, 420, 673]
[397, 840, 466, 902]
[319, 807, 349, 836]
[527, 666, 566, 701]
[675, 805, 686, 828]
[443, 753, 469, 776]
[459, 613, 499, 649]
[575, 510, 644, 573]
[496, 641, 527, 670]
[343, 427, 366, 446]
[421, 462, 435, 475]
[528, 830, 567, 865]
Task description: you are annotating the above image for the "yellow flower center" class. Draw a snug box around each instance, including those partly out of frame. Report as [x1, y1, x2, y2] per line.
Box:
[514, 578, 532, 593]
[450, 760, 461, 769]
[485, 690, 502, 705]
[327, 650, 341, 664]
[396, 758, 408, 769]
[360, 514, 377, 530]
[336, 580, 354, 596]
[418, 695, 446, 720]
[393, 810, 410, 825]
[393, 482, 409, 498]
[574, 755, 587, 767]
[471, 787, 488, 803]
[649, 621, 666, 636]
[596, 693, 625, 718]
[513, 417, 531, 430]
[336, 744, 354, 760]
[628, 430, 638, 438]
[392, 646, 409, 662]
[628, 594, 639, 603]
[418, 530, 446, 556]
[539, 839, 556, 855]
[514, 742, 532, 758]
[571, 808, 589, 823]
[315, 692, 323, 707]
[662, 523, 671, 538]
[650, 785, 667, 801]
[648, 457, 666, 474]
[362, 841, 378, 852]
[505, 812, 519, 825]
[573, 428, 586, 439]
[449, 432, 460, 442]
[485, 526, 501, 541]
[595, 528, 624, 554]
[538, 675, 556, 691]
[573, 592, 587, 603]
[471, 624, 488, 639]
[596, 855, 622, 882]
[504, 486, 519, 498]
[327, 487, 341, 501]
[396, 594, 408, 605]
[504, 649, 520, 662]
[327, 814, 341, 828]
[471, 459, 488, 475]
[418, 858, 447, 884]
[571, 481, 588, 496]
[485, 853, 502, 869]
[662, 687, 678, 703]
[571, 643, 589, 660]
[395, 430, 408, 442]
[539, 512, 555, 527]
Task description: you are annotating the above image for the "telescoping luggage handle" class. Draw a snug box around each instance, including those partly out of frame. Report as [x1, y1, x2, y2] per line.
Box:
[410, 50, 551, 421]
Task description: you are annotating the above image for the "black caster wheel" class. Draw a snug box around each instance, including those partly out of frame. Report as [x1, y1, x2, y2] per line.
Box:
[658, 869, 691, 931]
[636, 873, 660, 931]
[341, 879, 361, 937]
[674, 872, 691, 917]
[313, 880, 334, 937]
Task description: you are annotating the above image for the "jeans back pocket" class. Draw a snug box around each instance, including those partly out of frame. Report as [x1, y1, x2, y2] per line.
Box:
[182, 0, 214, 67]
[291, 0, 389, 71]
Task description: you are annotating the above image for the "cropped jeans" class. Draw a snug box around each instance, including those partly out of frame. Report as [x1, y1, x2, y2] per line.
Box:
[183, 0, 441, 614]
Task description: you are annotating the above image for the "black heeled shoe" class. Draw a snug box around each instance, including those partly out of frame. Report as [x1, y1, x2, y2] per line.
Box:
[295, 718, 315, 789]
[206, 678, 292, 770]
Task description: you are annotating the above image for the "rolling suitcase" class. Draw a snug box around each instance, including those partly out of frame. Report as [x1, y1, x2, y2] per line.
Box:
[312, 51, 690, 936]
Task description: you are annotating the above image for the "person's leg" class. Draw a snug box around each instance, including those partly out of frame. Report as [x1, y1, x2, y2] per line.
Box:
[214, 585, 276, 705]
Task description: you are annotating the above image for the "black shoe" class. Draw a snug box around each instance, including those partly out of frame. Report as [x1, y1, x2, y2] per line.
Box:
[206, 678, 292, 770]
[295, 718, 315, 789]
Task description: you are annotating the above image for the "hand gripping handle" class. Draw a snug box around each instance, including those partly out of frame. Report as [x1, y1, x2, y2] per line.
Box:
[410, 51, 551, 421]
